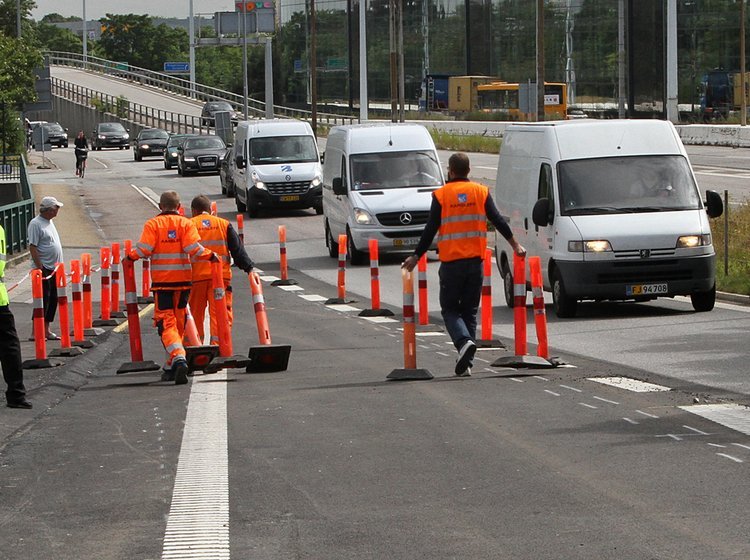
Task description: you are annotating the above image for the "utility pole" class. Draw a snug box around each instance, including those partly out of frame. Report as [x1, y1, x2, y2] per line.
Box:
[618, 0, 626, 118]
[741, 0, 747, 126]
[242, 5, 249, 120]
[359, 0, 368, 122]
[82, 0, 87, 65]
[310, 0, 318, 135]
[389, 0, 398, 122]
[665, 0, 678, 123]
[536, 0, 545, 121]
[189, 0, 196, 99]
[397, 0, 405, 121]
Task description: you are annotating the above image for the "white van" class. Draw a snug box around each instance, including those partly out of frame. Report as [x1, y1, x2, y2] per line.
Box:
[494, 119, 723, 318]
[232, 119, 322, 217]
[322, 123, 444, 264]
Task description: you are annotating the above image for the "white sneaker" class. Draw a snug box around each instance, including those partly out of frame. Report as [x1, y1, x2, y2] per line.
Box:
[456, 367, 471, 377]
[455, 340, 476, 375]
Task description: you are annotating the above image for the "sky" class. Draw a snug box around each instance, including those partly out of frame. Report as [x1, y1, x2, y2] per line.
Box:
[31, 1, 237, 21]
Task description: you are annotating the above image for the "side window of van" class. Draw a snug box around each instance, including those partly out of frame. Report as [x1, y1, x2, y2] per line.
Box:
[340, 155, 348, 190]
[537, 163, 554, 224]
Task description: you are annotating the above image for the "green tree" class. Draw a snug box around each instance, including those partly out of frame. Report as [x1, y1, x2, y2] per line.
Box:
[0, 34, 42, 154]
[40, 13, 82, 23]
[36, 22, 82, 53]
[0, 0, 34, 37]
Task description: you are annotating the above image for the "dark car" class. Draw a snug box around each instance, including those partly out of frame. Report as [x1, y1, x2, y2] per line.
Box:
[163, 134, 195, 170]
[40, 122, 68, 148]
[201, 101, 240, 126]
[92, 122, 130, 150]
[177, 135, 226, 176]
[219, 146, 236, 197]
[133, 128, 169, 161]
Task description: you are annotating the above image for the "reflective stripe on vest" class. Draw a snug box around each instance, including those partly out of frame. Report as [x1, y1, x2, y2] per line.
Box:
[191, 214, 231, 281]
[434, 181, 488, 262]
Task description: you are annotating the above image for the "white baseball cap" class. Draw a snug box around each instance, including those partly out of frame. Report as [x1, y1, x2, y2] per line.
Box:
[39, 196, 64, 210]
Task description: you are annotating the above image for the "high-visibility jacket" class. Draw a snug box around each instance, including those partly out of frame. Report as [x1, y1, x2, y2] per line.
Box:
[190, 213, 231, 281]
[434, 180, 489, 262]
[130, 211, 211, 290]
[0, 225, 8, 306]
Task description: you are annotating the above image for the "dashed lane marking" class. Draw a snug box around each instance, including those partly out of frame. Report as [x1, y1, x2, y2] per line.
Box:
[579, 402, 598, 410]
[716, 453, 744, 463]
[298, 294, 328, 302]
[276, 284, 304, 292]
[544, 390, 561, 397]
[679, 403, 750, 436]
[588, 377, 671, 393]
[326, 304, 360, 312]
[636, 410, 660, 419]
[162, 371, 229, 560]
[559, 384, 583, 393]
[360, 316, 399, 323]
[592, 396, 620, 406]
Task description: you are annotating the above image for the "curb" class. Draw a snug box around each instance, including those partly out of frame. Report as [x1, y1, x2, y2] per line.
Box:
[717, 291, 750, 306]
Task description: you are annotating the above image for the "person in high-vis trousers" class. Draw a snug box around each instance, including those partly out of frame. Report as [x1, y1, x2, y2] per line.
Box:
[0, 225, 31, 409]
[402, 152, 526, 377]
[126, 191, 216, 385]
[188, 195, 254, 346]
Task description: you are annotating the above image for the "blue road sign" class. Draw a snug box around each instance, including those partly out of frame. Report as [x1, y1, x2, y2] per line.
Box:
[164, 62, 190, 73]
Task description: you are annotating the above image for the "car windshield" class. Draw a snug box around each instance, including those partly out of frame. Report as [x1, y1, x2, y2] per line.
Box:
[558, 155, 702, 215]
[45, 124, 64, 133]
[184, 137, 226, 150]
[350, 151, 443, 191]
[99, 123, 126, 133]
[167, 136, 191, 148]
[249, 135, 319, 164]
[141, 130, 168, 140]
[206, 102, 233, 113]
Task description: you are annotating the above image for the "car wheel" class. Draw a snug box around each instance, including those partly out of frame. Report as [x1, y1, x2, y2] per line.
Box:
[235, 192, 247, 213]
[247, 204, 259, 218]
[501, 258, 514, 308]
[691, 284, 716, 312]
[314, 203, 323, 215]
[325, 220, 338, 258]
[346, 227, 367, 265]
[552, 267, 577, 318]
[119, 146, 124, 150]
[164, 160, 171, 170]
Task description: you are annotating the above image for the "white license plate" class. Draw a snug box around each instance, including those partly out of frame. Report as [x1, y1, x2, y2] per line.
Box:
[393, 238, 419, 247]
[627, 283, 668, 296]
[200, 162, 214, 167]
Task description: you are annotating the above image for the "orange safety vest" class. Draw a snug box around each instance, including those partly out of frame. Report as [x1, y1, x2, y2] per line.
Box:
[433, 180, 489, 262]
[131, 212, 210, 290]
[190, 213, 231, 281]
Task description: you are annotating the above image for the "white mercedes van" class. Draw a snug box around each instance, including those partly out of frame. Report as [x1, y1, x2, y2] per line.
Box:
[494, 119, 723, 318]
[232, 119, 322, 217]
[322, 123, 444, 264]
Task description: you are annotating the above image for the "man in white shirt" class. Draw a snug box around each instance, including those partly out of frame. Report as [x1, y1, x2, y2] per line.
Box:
[27, 196, 65, 340]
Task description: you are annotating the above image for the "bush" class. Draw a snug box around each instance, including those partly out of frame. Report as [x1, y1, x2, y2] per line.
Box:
[712, 198, 750, 295]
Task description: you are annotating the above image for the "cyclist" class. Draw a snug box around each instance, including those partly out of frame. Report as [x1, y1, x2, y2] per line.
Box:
[74, 130, 89, 177]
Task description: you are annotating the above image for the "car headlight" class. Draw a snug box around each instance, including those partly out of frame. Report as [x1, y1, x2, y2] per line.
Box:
[123, 134, 129, 139]
[183, 156, 196, 162]
[353, 208, 375, 225]
[568, 240, 612, 252]
[141, 144, 149, 150]
[98, 135, 106, 139]
[251, 172, 266, 190]
[311, 176, 322, 187]
[676, 234, 712, 248]
[170, 151, 178, 157]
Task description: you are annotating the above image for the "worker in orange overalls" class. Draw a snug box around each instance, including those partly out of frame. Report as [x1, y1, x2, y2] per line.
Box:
[188, 195, 254, 346]
[126, 191, 217, 385]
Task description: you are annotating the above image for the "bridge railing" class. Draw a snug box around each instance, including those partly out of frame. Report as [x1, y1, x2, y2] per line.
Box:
[0, 155, 35, 256]
[46, 51, 357, 126]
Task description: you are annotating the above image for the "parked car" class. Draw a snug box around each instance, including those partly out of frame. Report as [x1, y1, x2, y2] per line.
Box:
[163, 134, 195, 169]
[177, 135, 226, 176]
[133, 128, 169, 161]
[40, 122, 68, 148]
[92, 122, 130, 150]
[201, 101, 241, 126]
[219, 146, 236, 197]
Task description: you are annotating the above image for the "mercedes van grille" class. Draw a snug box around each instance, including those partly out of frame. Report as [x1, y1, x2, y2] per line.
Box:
[377, 211, 430, 227]
[267, 181, 310, 195]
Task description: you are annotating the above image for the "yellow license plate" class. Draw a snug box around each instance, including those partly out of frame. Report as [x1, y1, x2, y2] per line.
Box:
[393, 238, 419, 247]
[279, 195, 300, 202]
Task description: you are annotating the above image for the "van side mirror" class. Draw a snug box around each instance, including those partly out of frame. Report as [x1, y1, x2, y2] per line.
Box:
[235, 155, 245, 169]
[332, 177, 346, 196]
[704, 189, 723, 218]
[532, 198, 552, 227]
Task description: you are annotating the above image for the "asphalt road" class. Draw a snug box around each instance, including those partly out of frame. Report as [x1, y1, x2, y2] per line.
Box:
[0, 145, 747, 559]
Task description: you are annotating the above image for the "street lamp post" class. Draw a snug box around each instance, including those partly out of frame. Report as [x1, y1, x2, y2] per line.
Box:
[82, 0, 87, 65]
[189, 0, 196, 99]
[741, 0, 746, 126]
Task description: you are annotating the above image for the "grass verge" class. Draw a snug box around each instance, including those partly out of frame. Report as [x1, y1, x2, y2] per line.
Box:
[712, 200, 750, 295]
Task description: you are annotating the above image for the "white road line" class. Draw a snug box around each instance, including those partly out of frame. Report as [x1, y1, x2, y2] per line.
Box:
[579, 402, 598, 410]
[533, 375, 549, 381]
[636, 410, 660, 419]
[510, 378, 524, 383]
[130, 183, 160, 209]
[544, 390, 561, 397]
[593, 396, 620, 405]
[623, 418, 639, 425]
[732, 443, 750, 451]
[474, 357, 489, 364]
[716, 453, 744, 463]
[162, 372, 229, 560]
[707, 443, 727, 448]
[559, 384, 583, 393]
[436, 352, 450, 357]
[684, 425, 710, 436]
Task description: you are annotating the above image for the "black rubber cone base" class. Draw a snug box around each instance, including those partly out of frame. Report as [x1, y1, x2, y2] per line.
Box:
[205, 355, 253, 373]
[84, 327, 105, 337]
[72, 339, 96, 349]
[22, 358, 64, 369]
[325, 297, 357, 305]
[387, 368, 434, 381]
[271, 278, 299, 286]
[137, 296, 154, 304]
[358, 308, 395, 317]
[491, 355, 555, 369]
[116, 360, 161, 374]
[477, 338, 506, 349]
[110, 311, 127, 318]
[49, 346, 85, 357]
[185, 345, 220, 373]
[93, 318, 122, 327]
[246, 344, 291, 373]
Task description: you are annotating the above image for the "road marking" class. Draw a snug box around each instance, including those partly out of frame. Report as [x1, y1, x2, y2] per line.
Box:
[716, 453, 744, 463]
[593, 396, 620, 405]
[360, 316, 398, 323]
[276, 284, 304, 292]
[707, 443, 727, 448]
[326, 304, 360, 312]
[684, 425, 710, 435]
[298, 294, 328, 302]
[544, 390, 560, 397]
[579, 402, 598, 410]
[679, 404, 750, 436]
[623, 418, 639, 425]
[415, 332, 445, 337]
[559, 384, 582, 393]
[733, 443, 750, 451]
[162, 371, 229, 560]
[259, 275, 279, 282]
[636, 410, 660, 419]
[588, 377, 671, 392]
[130, 183, 160, 209]
[113, 304, 154, 333]
[533, 375, 548, 381]
[510, 378, 524, 383]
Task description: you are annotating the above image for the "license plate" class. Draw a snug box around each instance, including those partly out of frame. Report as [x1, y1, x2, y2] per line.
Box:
[200, 162, 214, 167]
[279, 195, 299, 202]
[393, 238, 419, 247]
[626, 283, 668, 296]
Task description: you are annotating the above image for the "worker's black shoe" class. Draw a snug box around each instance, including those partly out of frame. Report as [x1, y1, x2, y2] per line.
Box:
[173, 359, 189, 385]
[161, 368, 175, 382]
[7, 399, 32, 409]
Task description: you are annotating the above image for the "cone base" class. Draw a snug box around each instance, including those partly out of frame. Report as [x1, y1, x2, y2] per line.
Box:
[325, 297, 357, 305]
[116, 360, 161, 374]
[271, 278, 298, 286]
[71, 339, 96, 349]
[83, 327, 105, 337]
[205, 355, 253, 373]
[477, 338, 506, 349]
[358, 308, 395, 317]
[93, 318, 122, 327]
[387, 368, 434, 381]
[245, 344, 291, 373]
[490, 355, 555, 369]
[110, 311, 127, 318]
[49, 346, 85, 357]
[22, 358, 64, 369]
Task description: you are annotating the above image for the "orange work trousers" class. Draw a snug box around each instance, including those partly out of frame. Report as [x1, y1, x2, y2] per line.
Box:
[154, 290, 189, 367]
[188, 279, 233, 346]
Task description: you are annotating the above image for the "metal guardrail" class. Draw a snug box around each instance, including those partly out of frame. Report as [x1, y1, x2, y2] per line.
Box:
[46, 51, 358, 126]
[0, 155, 35, 256]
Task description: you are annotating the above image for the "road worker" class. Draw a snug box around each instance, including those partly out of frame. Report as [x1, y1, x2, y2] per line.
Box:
[188, 195, 254, 346]
[125, 191, 217, 385]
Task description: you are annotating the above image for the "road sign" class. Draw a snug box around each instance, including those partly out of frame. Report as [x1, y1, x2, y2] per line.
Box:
[326, 57, 347, 71]
[235, 1, 274, 12]
[164, 62, 190, 73]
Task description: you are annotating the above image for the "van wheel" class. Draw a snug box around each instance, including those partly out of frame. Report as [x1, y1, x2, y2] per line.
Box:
[325, 221, 338, 258]
[346, 228, 367, 265]
[502, 260, 514, 308]
[235, 193, 246, 212]
[247, 205, 259, 218]
[314, 203, 323, 215]
[552, 268, 577, 318]
[691, 284, 716, 312]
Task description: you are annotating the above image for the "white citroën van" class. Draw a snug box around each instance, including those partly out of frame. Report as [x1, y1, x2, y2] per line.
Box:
[494, 119, 723, 318]
[322, 123, 444, 264]
[232, 119, 322, 217]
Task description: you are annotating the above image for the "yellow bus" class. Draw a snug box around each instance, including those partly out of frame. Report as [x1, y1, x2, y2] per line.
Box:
[476, 81, 567, 120]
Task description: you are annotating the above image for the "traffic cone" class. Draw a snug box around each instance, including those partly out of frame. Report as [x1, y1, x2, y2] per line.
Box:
[387, 269, 432, 380]
[22, 269, 63, 369]
[244, 271, 291, 373]
[116, 258, 160, 374]
[49, 263, 84, 357]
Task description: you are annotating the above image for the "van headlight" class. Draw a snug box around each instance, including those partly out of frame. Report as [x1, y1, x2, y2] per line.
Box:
[353, 208, 374, 225]
[251, 172, 266, 190]
[676, 234, 711, 248]
[568, 240, 612, 253]
[311, 176, 322, 187]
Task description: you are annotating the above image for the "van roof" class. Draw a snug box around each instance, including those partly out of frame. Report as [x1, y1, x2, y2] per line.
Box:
[329, 123, 435, 154]
[238, 118, 313, 138]
[505, 119, 684, 160]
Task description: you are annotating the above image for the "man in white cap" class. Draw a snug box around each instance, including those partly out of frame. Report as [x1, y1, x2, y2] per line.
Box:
[27, 196, 64, 340]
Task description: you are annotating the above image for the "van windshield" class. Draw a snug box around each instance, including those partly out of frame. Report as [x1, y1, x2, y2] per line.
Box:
[350, 151, 442, 191]
[249, 135, 318, 164]
[558, 155, 702, 215]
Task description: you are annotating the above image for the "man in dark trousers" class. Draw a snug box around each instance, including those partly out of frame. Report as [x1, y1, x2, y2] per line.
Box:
[402, 152, 526, 376]
[0, 224, 31, 409]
